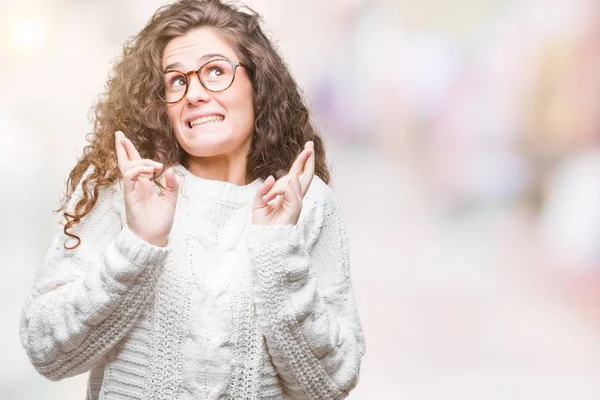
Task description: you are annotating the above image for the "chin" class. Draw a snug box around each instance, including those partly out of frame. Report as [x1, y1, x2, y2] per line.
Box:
[181, 136, 235, 157]
[180, 124, 227, 140]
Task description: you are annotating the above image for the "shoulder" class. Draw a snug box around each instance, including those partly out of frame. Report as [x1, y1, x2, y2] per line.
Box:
[301, 175, 341, 225]
[66, 165, 125, 228]
[70, 165, 122, 203]
[303, 175, 343, 221]
[298, 175, 344, 249]
[304, 175, 337, 205]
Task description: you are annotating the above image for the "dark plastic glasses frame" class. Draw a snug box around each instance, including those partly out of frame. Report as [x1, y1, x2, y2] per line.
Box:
[159, 58, 247, 104]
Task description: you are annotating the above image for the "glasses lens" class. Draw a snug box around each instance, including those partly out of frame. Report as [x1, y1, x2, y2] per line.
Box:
[200, 60, 234, 92]
[163, 71, 187, 103]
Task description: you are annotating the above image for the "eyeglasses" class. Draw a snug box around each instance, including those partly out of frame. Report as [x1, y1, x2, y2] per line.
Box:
[159, 58, 247, 104]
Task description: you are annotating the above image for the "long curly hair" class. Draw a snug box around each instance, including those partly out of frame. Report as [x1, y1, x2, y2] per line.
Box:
[58, 0, 331, 249]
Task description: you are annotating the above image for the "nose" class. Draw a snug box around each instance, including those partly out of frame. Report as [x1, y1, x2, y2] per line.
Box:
[184, 72, 211, 104]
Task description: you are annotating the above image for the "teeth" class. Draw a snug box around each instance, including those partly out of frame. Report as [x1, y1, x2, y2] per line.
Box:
[189, 115, 224, 127]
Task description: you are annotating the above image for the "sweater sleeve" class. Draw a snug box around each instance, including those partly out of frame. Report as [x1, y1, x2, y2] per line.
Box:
[245, 178, 366, 399]
[19, 171, 169, 380]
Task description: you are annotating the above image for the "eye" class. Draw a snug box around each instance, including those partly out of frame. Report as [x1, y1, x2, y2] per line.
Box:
[207, 67, 224, 78]
[170, 75, 187, 87]
[202, 60, 232, 82]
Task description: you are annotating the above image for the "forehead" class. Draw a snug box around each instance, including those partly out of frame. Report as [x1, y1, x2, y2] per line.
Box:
[162, 27, 237, 69]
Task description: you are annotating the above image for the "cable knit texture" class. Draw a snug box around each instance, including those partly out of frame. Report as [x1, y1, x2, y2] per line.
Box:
[20, 164, 365, 399]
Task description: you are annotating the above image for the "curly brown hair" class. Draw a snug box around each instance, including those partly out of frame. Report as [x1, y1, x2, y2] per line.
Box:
[58, 0, 331, 249]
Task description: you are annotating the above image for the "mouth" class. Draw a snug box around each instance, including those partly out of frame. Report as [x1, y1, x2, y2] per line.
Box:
[187, 114, 225, 129]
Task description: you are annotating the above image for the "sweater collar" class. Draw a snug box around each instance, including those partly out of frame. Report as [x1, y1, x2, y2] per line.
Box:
[172, 164, 263, 206]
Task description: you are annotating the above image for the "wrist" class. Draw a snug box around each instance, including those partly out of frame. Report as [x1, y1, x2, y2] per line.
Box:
[146, 237, 168, 247]
[127, 223, 168, 247]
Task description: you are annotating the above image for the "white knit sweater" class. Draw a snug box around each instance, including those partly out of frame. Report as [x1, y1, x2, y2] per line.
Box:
[20, 164, 365, 399]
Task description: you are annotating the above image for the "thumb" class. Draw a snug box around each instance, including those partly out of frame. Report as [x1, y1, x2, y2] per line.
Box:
[163, 168, 180, 203]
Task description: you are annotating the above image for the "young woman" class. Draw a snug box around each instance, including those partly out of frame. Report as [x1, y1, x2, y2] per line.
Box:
[19, 1, 365, 399]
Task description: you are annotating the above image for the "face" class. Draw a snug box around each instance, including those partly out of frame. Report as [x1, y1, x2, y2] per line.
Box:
[162, 27, 254, 162]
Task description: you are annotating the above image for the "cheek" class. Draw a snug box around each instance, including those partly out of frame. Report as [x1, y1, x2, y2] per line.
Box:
[166, 105, 183, 131]
[227, 88, 254, 128]
[236, 101, 254, 125]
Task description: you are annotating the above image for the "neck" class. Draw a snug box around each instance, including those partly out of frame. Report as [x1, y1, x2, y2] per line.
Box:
[183, 149, 251, 186]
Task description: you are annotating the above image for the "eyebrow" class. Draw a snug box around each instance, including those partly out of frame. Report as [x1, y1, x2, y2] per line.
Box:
[163, 53, 229, 72]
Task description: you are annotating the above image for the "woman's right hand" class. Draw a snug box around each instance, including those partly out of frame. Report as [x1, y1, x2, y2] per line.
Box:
[115, 131, 179, 247]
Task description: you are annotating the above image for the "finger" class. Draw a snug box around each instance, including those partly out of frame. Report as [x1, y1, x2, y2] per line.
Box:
[123, 165, 155, 193]
[263, 187, 285, 203]
[264, 181, 301, 206]
[254, 176, 275, 205]
[127, 159, 164, 171]
[162, 167, 180, 205]
[262, 175, 288, 203]
[115, 131, 129, 173]
[280, 173, 302, 206]
[299, 141, 315, 195]
[123, 165, 155, 181]
[289, 147, 312, 176]
[288, 173, 302, 199]
[121, 136, 142, 161]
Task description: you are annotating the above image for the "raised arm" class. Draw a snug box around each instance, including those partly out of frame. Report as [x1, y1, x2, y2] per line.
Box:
[246, 179, 366, 399]
[20, 131, 180, 380]
[19, 171, 169, 380]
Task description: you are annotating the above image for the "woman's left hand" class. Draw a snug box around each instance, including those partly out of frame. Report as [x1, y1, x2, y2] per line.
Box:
[252, 141, 315, 226]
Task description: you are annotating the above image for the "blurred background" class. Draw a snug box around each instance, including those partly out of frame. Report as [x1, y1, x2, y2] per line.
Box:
[2, 0, 600, 398]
